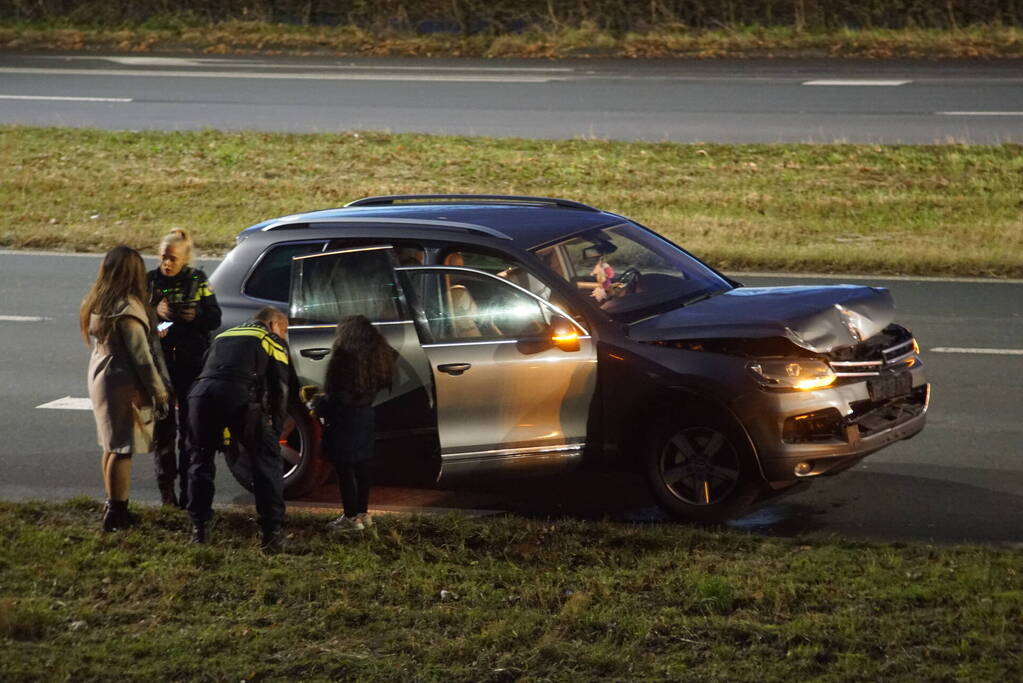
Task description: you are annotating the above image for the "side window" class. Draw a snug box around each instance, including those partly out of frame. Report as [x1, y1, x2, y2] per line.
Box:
[440, 247, 553, 302]
[327, 240, 425, 268]
[291, 247, 403, 325]
[405, 269, 549, 343]
[244, 241, 326, 303]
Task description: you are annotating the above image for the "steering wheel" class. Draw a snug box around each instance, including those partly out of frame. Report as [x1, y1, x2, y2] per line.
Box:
[618, 267, 643, 294]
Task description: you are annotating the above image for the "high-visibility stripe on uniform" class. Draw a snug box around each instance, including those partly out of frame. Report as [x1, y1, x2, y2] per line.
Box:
[260, 337, 289, 364]
[215, 326, 289, 364]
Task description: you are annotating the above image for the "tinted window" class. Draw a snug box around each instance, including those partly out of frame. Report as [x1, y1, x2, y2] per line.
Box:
[244, 241, 326, 303]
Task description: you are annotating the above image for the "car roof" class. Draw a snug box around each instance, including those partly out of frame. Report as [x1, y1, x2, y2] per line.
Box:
[238, 196, 629, 251]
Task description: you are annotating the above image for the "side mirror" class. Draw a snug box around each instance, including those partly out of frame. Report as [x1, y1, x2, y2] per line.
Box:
[550, 314, 581, 352]
[514, 314, 582, 354]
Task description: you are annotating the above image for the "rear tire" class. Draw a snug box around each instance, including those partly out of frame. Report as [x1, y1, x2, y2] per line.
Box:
[644, 408, 763, 523]
[225, 402, 331, 499]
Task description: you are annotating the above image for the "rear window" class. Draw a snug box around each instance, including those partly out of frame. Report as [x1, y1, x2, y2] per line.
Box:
[243, 241, 326, 303]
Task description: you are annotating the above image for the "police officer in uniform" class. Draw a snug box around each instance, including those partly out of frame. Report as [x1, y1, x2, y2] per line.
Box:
[149, 228, 221, 507]
[185, 306, 290, 552]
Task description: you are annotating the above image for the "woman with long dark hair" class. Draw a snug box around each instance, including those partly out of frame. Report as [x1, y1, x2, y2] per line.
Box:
[315, 315, 396, 532]
[81, 246, 169, 531]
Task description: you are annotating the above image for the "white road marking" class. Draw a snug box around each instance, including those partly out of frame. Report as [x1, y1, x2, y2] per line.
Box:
[930, 347, 1023, 356]
[102, 56, 205, 67]
[37, 396, 93, 410]
[803, 80, 911, 86]
[0, 94, 132, 102]
[0, 314, 51, 322]
[92, 56, 574, 73]
[937, 111, 1023, 116]
[0, 67, 562, 83]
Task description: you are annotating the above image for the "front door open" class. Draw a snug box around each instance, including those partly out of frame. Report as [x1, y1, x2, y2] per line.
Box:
[288, 246, 437, 478]
[399, 266, 598, 482]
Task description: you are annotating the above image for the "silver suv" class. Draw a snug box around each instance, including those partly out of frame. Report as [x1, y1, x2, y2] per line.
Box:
[210, 195, 929, 522]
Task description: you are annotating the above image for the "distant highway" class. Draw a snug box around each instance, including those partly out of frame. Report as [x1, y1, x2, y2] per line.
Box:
[2, 250, 1020, 544]
[1, 54, 1022, 142]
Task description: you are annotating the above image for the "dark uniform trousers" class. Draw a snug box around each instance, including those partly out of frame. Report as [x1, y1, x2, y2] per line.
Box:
[186, 388, 285, 532]
[154, 356, 203, 501]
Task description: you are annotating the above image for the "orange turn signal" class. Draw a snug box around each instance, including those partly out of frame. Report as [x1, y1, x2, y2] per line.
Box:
[551, 329, 581, 352]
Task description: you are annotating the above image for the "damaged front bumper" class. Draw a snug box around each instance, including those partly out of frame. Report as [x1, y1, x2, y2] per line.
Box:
[736, 361, 929, 485]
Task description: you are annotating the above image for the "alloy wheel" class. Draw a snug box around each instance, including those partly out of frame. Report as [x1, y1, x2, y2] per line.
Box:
[659, 426, 741, 506]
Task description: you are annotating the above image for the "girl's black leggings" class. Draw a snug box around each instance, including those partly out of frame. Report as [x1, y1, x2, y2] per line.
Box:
[336, 460, 370, 518]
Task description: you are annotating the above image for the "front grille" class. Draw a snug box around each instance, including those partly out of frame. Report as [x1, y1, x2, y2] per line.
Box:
[828, 325, 916, 378]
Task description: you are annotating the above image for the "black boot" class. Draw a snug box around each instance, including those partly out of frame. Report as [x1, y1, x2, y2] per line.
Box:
[102, 500, 117, 532]
[158, 481, 178, 507]
[190, 524, 208, 544]
[102, 500, 134, 532]
[260, 527, 285, 554]
[118, 500, 137, 529]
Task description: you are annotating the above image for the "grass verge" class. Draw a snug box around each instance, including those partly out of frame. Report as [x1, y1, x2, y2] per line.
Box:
[2, 126, 1021, 277]
[2, 499, 1022, 680]
[2, 22, 1022, 59]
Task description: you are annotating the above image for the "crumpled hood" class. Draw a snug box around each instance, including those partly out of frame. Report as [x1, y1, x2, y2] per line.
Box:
[628, 285, 895, 353]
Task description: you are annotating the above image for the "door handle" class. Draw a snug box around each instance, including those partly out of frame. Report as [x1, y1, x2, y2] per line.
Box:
[300, 348, 331, 360]
[437, 363, 472, 376]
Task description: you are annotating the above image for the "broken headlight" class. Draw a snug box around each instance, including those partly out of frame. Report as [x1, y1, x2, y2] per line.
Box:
[747, 359, 837, 391]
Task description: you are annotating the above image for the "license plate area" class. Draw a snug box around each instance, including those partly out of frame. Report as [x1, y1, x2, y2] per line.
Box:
[867, 371, 912, 401]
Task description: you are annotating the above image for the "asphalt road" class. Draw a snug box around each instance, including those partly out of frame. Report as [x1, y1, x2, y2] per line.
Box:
[2, 54, 1022, 142]
[1, 250, 1020, 544]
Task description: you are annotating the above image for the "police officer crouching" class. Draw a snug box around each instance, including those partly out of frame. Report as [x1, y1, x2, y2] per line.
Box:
[186, 306, 290, 552]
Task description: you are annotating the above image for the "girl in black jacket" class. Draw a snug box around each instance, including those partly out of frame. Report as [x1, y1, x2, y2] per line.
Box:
[316, 315, 396, 532]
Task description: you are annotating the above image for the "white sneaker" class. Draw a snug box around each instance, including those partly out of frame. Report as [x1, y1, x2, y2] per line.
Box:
[357, 512, 373, 528]
[326, 515, 364, 532]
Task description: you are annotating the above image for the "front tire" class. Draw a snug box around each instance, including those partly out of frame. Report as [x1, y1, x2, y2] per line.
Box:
[225, 402, 331, 499]
[645, 409, 762, 523]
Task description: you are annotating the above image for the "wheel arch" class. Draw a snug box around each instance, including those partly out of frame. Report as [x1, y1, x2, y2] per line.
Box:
[615, 384, 767, 483]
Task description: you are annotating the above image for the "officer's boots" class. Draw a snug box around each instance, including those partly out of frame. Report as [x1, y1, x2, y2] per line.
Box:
[158, 481, 178, 507]
[260, 527, 285, 554]
[190, 524, 208, 544]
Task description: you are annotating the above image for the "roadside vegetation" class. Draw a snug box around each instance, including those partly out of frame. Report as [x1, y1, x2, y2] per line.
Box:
[2, 499, 1021, 680]
[2, 126, 1021, 277]
[3, 22, 1022, 59]
[3, 0, 1023, 59]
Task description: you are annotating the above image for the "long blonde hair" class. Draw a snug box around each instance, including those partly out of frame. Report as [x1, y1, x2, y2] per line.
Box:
[158, 228, 193, 265]
[80, 246, 150, 344]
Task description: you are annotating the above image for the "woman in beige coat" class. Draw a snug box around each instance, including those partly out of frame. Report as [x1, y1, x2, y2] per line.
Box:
[80, 246, 169, 531]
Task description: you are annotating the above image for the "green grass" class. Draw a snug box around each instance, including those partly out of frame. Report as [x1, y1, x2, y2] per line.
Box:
[2, 21, 1022, 59]
[1, 500, 1021, 680]
[2, 126, 1021, 277]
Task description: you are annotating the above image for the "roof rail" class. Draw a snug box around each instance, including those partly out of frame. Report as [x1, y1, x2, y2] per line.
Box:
[260, 216, 512, 240]
[345, 194, 601, 212]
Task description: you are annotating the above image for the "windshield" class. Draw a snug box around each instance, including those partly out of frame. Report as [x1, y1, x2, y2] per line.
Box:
[534, 222, 733, 321]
